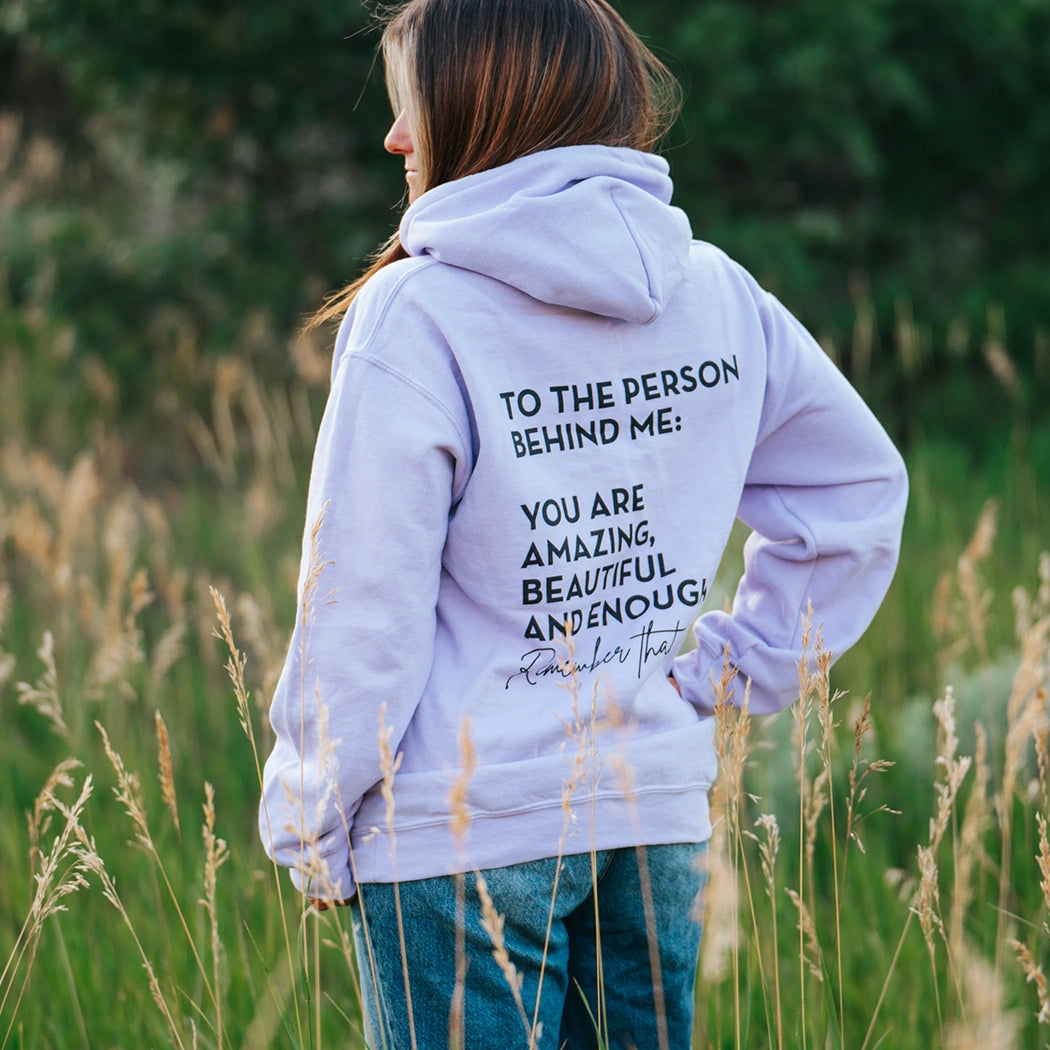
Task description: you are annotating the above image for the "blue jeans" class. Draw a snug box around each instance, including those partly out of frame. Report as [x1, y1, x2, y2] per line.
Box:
[350, 843, 708, 1049]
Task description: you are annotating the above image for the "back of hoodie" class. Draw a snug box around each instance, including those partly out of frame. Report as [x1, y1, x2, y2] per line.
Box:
[260, 145, 907, 899]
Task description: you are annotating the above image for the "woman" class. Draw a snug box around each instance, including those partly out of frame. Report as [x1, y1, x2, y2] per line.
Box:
[259, 0, 908, 1047]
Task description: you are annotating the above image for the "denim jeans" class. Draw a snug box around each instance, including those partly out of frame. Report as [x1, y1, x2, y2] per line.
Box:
[350, 842, 708, 1050]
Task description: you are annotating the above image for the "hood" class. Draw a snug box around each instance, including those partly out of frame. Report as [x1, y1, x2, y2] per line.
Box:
[398, 145, 692, 324]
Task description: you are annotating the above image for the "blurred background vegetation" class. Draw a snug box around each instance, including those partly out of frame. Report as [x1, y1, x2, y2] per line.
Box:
[2, 0, 1048, 456]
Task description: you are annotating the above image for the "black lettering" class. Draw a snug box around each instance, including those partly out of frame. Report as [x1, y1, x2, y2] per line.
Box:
[542, 426, 566, 453]
[524, 616, 545, 640]
[652, 585, 675, 610]
[590, 528, 609, 556]
[575, 419, 599, 448]
[547, 537, 571, 563]
[630, 413, 655, 439]
[518, 389, 542, 416]
[678, 578, 706, 605]
[699, 361, 721, 388]
[572, 384, 595, 411]
[522, 543, 544, 568]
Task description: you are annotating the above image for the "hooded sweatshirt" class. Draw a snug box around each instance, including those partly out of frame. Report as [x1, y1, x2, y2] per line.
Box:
[260, 145, 907, 901]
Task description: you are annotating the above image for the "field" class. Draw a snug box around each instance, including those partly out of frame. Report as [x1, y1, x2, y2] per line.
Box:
[1, 299, 1049, 1049]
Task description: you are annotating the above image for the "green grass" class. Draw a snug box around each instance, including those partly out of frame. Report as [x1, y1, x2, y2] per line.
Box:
[2, 307, 1049, 1048]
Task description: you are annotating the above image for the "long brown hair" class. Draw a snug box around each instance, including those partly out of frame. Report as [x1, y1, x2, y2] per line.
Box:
[307, 0, 680, 329]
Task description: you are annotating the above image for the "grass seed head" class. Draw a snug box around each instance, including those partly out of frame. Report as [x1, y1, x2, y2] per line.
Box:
[785, 886, 823, 982]
[15, 630, 68, 740]
[154, 711, 181, 839]
[448, 716, 477, 853]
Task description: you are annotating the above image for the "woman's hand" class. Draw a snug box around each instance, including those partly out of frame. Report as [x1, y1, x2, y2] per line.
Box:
[308, 897, 355, 912]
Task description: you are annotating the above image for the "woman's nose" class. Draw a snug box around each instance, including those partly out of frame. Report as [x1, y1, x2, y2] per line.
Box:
[384, 111, 414, 155]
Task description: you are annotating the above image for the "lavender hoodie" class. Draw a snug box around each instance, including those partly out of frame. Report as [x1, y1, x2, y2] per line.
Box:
[260, 145, 907, 900]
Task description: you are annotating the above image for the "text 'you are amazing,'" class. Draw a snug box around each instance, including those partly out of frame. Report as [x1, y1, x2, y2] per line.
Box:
[515, 482, 707, 651]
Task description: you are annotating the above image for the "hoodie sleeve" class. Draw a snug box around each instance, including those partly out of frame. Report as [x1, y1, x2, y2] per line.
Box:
[258, 290, 473, 901]
[672, 279, 908, 716]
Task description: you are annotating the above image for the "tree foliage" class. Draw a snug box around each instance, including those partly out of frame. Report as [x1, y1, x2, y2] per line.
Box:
[1, 0, 1047, 447]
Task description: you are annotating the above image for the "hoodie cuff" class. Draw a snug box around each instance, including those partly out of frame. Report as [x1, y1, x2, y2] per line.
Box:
[288, 855, 357, 903]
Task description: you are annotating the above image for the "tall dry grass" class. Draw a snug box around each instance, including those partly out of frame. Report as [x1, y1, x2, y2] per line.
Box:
[693, 506, 1050, 1050]
[1, 312, 1049, 1046]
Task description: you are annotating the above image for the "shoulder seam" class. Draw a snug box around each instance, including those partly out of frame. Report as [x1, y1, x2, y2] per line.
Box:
[352, 255, 441, 353]
[344, 351, 470, 457]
